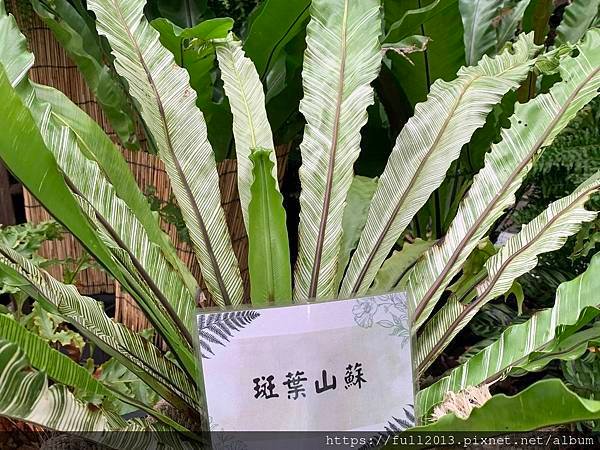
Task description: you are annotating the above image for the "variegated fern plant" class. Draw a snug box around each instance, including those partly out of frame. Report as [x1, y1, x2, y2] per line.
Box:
[0, 0, 600, 446]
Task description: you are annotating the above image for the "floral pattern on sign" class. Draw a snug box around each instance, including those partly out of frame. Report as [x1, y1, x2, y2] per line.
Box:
[353, 293, 410, 348]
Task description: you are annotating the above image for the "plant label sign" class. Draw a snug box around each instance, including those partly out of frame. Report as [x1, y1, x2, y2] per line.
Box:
[197, 292, 415, 436]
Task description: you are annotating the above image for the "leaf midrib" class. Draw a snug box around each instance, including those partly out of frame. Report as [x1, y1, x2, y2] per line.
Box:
[60, 172, 196, 358]
[225, 42, 258, 148]
[108, 0, 232, 305]
[308, 0, 350, 298]
[412, 66, 600, 325]
[466, 0, 483, 65]
[349, 76, 477, 295]
[419, 183, 599, 373]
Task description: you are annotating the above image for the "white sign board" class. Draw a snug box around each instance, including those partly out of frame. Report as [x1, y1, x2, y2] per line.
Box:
[197, 292, 415, 439]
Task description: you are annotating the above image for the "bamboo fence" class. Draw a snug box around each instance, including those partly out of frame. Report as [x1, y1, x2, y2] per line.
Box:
[7, 0, 290, 330]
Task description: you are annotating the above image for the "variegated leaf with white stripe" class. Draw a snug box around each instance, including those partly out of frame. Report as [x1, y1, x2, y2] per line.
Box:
[496, 0, 532, 51]
[417, 171, 600, 372]
[215, 33, 278, 230]
[417, 251, 600, 420]
[556, 0, 600, 45]
[72, 192, 199, 379]
[38, 89, 196, 364]
[36, 84, 199, 299]
[0, 5, 190, 352]
[477, 172, 600, 304]
[0, 340, 122, 432]
[408, 29, 600, 331]
[0, 246, 202, 414]
[459, 0, 503, 65]
[88, 0, 243, 307]
[294, 0, 383, 300]
[0, 314, 114, 405]
[0, 340, 193, 449]
[340, 33, 539, 298]
[0, 314, 190, 433]
[0, 1, 199, 376]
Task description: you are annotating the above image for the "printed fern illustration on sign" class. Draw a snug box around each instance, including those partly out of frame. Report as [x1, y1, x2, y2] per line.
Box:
[360, 405, 416, 449]
[384, 406, 416, 432]
[209, 417, 249, 450]
[198, 311, 261, 358]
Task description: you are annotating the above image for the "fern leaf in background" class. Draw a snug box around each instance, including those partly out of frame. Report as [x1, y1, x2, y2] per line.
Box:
[522, 99, 600, 206]
[334, 175, 378, 292]
[556, 0, 600, 45]
[459, 0, 503, 65]
[496, 0, 533, 51]
[562, 350, 600, 400]
[516, 98, 600, 298]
